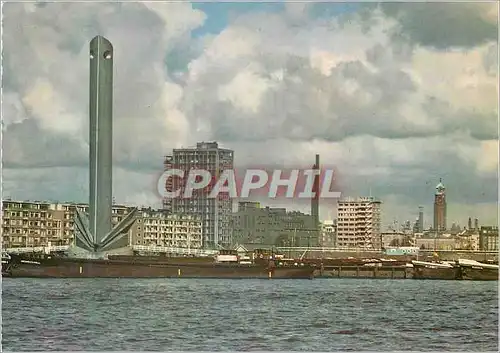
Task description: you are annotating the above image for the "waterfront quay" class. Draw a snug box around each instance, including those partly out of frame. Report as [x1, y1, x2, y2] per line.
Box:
[277, 247, 499, 262]
[4, 244, 498, 280]
[317, 265, 413, 279]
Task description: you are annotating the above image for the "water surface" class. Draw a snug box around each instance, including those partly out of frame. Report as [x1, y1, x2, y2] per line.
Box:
[2, 278, 498, 351]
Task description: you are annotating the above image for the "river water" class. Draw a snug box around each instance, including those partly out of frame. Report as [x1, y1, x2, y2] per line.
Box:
[1, 278, 498, 351]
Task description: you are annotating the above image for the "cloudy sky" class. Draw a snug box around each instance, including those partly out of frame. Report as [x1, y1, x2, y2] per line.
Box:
[2, 1, 498, 229]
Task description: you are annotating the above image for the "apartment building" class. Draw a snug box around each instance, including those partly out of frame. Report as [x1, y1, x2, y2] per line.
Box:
[336, 197, 382, 249]
[232, 201, 318, 247]
[2, 200, 84, 248]
[131, 208, 202, 248]
[2, 200, 202, 250]
[1, 200, 133, 249]
[163, 141, 234, 248]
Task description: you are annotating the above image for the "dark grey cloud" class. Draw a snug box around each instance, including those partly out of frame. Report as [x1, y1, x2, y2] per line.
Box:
[378, 3, 497, 49]
[343, 153, 498, 206]
[2, 119, 87, 169]
[422, 97, 498, 141]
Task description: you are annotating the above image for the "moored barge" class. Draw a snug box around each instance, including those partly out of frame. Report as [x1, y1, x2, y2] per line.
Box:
[411, 260, 461, 280]
[457, 259, 499, 281]
[2, 250, 315, 279]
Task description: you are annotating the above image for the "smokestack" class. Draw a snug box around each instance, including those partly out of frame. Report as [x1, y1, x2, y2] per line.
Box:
[311, 154, 320, 225]
[468, 217, 472, 230]
[474, 218, 479, 230]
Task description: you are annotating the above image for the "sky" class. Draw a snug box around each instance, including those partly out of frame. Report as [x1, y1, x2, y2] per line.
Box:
[2, 1, 499, 230]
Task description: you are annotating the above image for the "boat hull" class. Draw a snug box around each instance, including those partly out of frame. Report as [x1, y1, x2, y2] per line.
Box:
[460, 267, 499, 281]
[3, 256, 315, 279]
[412, 265, 460, 280]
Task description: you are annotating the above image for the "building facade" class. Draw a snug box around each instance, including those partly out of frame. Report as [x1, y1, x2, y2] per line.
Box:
[130, 209, 202, 248]
[455, 231, 479, 250]
[433, 179, 447, 234]
[336, 197, 382, 249]
[479, 226, 498, 251]
[163, 142, 234, 248]
[416, 237, 455, 250]
[2, 200, 202, 250]
[1, 200, 132, 249]
[232, 202, 318, 247]
[319, 220, 337, 247]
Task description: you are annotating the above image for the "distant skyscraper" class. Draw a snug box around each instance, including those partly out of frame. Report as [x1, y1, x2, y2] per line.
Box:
[163, 142, 234, 248]
[417, 206, 424, 233]
[433, 179, 447, 234]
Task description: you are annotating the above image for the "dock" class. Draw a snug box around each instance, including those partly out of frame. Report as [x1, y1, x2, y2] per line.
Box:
[316, 265, 413, 279]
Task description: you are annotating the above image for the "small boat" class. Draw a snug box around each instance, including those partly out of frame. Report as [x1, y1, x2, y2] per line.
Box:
[457, 259, 499, 281]
[411, 260, 460, 280]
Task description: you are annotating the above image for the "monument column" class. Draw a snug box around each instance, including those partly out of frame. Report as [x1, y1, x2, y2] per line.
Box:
[89, 35, 114, 245]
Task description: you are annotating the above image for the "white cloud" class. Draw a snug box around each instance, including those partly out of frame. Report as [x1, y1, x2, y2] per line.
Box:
[218, 67, 272, 114]
[409, 44, 498, 114]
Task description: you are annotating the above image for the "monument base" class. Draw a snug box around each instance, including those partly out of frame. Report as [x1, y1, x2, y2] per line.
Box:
[66, 244, 134, 259]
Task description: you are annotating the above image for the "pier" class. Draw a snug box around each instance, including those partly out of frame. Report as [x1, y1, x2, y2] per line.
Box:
[4, 245, 497, 261]
[317, 265, 413, 279]
[274, 247, 498, 262]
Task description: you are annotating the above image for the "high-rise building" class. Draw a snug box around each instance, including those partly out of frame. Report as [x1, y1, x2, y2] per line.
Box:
[433, 179, 447, 234]
[336, 197, 382, 249]
[163, 142, 234, 248]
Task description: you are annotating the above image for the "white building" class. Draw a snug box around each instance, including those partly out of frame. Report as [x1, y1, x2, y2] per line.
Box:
[131, 209, 202, 249]
[336, 197, 382, 249]
[2, 200, 203, 251]
[1, 200, 132, 248]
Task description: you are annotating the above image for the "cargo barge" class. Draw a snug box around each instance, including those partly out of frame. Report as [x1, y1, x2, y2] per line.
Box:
[457, 259, 499, 281]
[2, 250, 315, 279]
[411, 259, 499, 281]
[411, 260, 460, 280]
